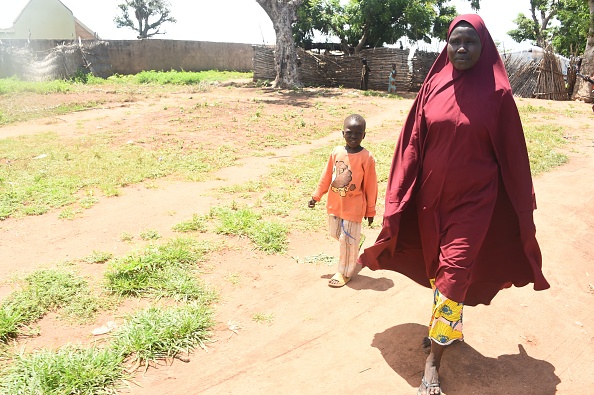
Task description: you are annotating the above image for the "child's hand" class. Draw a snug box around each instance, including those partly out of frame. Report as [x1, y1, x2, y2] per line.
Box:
[308, 199, 316, 208]
[366, 216, 374, 226]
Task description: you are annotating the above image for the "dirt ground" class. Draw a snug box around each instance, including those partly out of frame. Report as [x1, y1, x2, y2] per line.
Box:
[1, 82, 593, 395]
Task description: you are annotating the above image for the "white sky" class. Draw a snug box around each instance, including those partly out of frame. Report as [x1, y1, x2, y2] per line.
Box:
[0, 0, 533, 51]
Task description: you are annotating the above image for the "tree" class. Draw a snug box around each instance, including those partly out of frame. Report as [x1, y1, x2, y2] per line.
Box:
[256, 0, 304, 89]
[507, 0, 561, 48]
[551, 0, 589, 57]
[257, 0, 482, 88]
[572, 0, 594, 102]
[294, 0, 344, 50]
[294, 0, 479, 55]
[114, 0, 176, 39]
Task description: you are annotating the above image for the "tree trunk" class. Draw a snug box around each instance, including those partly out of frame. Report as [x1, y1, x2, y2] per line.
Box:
[573, 0, 594, 102]
[256, 0, 303, 89]
[353, 26, 369, 55]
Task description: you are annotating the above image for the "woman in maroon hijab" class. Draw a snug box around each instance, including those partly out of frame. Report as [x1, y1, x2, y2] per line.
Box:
[358, 14, 550, 395]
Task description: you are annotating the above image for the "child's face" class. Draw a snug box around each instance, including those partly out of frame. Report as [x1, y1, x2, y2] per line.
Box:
[342, 120, 365, 149]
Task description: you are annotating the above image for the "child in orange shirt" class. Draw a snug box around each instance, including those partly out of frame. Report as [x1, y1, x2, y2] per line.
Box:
[308, 114, 378, 287]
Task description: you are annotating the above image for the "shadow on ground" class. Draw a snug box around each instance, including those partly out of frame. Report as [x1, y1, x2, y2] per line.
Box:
[320, 273, 395, 291]
[372, 323, 560, 395]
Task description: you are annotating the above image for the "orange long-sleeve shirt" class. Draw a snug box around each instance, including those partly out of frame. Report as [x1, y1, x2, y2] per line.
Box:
[312, 146, 378, 223]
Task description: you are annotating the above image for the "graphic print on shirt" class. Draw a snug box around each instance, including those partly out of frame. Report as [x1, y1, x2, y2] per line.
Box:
[330, 160, 356, 197]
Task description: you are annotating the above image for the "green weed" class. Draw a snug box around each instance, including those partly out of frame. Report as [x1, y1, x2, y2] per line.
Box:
[140, 229, 161, 240]
[58, 207, 78, 220]
[524, 124, 568, 175]
[210, 205, 288, 253]
[111, 303, 213, 366]
[0, 133, 237, 219]
[119, 232, 134, 242]
[252, 312, 274, 324]
[362, 90, 403, 98]
[294, 253, 338, 266]
[225, 272, 241, 285]
[0, 270, 100, 341]
[104, 237, 216, 302]
[0, 77, 72, 95]
[105, 70, 252, 86]
[0, 346, 127, 395]
[84, 250, 114, 264]
[172, 214, 208, 233]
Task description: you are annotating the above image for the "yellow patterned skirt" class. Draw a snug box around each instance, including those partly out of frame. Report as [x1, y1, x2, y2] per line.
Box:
[428, 279, 464, 345]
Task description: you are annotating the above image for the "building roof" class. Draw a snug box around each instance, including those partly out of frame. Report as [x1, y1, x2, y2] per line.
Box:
[0, 0, 96, 38]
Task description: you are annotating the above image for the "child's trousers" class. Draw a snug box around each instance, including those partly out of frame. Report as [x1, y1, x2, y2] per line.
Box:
[328, 215, 362, 278]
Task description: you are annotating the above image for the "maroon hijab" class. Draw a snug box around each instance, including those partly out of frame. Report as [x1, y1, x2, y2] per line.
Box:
[358, 14, 550, 306]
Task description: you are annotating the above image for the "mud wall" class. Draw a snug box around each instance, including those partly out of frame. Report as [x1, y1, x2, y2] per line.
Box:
[0, 39, 253, 79]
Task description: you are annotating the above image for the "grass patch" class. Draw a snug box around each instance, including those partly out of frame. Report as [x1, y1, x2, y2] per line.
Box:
[0, 346, 127, 395]
[252, 312, 274, 324]
[120, 232, 134, 242]
[0, 302, 215, 393]
[111, 303, 213, 368]
[0, 77, 73, 95]
[518, 103, 548, 114]
[0, 270, 101, 341]
[209, 204, 288, 253]
[172, 214, 208, 233]
[104, 237, 217, 302]
[294, 253, 338, 266]
[524, 124, 568, 175]
[0, 71, 252, 94]
[140, 229, 161, 240]
[100, 70, 252, 86]
[0, 100, 104, 126]
[362, 90, 404, 99]
[83, 250, 114, 264]
[0, 133, 237, 220]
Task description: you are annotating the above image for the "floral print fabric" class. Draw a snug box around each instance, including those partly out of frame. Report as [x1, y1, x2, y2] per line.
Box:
[428, 279, 464, 345]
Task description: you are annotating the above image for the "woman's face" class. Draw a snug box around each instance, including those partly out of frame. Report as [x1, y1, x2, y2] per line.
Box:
[447, 22, 482, 71]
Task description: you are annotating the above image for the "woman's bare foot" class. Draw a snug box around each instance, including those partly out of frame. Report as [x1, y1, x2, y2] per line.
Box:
[418, 340, 444, 395]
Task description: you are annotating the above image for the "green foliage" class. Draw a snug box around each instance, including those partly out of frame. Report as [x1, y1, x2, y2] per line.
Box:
[0, 71, 251, 99]
[0, 77, 72, 95]
[210, 205, 289, 253]
[523, 124, 568, 175]
[362, 90, 404, 98]
[0, 303, 215, 393]
[294, 253, 338, 266]
[0, 346, 127, 395]
[70, 68, 90, 84]
[294, 0, 467, 51]
[294, 0, 344, 47]
[252, 312, 274, 324]
[508, 13, 540, 45]
[84, 250, 114, 264]
[128, 70, 251, 85]
[506, 0, 589, 51]
[0, 132, 237, 220]
[172, 214, 208, 233]
[104, 237, 216, 301]
[120, 232, 134, 242]
[140, 229, 161, 240]
[111, 303, 213, 364]
[0, 270, 99, 341]
[551, 0, 590, 56]
[134, 70, 201, 85]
